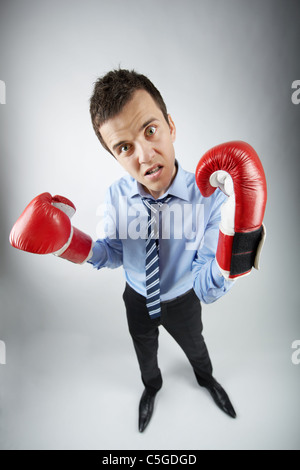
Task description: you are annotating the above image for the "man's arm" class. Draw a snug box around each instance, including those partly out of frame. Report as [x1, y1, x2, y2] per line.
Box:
[87, 238, 123, 270]
[192, 190, 235, 304]
[193, 140, 267, 303]
[87, 187, 123, 270]
[196, 141, 267, 280]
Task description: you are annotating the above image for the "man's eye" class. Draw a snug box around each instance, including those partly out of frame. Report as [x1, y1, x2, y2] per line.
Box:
[146, 126, 156, 137]
[120, 144, 130, 153]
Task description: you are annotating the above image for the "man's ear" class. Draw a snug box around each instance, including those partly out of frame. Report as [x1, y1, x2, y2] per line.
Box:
[168, 114, 176, 143]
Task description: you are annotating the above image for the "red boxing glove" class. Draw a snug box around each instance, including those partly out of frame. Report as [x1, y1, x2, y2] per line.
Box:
[196, 141, 267, 280]
[10, 192, 93, 264]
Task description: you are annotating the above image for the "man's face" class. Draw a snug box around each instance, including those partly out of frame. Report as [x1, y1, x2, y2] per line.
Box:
[100, 90, 177, 199]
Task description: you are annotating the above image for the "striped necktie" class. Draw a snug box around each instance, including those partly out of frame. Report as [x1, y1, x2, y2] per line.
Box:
[142, 196, 171, 319]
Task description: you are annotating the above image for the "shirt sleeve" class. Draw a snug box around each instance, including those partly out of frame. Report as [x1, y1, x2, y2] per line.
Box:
[87, 187, 123, 270]
[192, 190, 235, 304]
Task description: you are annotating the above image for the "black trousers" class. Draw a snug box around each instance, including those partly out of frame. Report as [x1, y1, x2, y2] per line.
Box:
[123, 283, 214, 395]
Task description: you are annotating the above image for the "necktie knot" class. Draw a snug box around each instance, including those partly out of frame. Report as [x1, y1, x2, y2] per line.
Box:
[142, 195, 171, 213]
[142, 195, 171, 240]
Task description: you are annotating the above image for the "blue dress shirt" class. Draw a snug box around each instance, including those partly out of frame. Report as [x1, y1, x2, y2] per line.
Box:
[88, 161, 234, 304]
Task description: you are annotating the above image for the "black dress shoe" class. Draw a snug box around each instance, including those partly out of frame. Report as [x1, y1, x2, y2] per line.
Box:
[139, 389, 157, 432]
[205, 379, 236, 418]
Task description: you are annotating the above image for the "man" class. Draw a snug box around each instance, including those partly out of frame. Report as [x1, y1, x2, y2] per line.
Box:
[10, 69, 267, 432]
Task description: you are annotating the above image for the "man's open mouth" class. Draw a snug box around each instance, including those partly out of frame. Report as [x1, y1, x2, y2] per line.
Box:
[145, 165, 163, 176]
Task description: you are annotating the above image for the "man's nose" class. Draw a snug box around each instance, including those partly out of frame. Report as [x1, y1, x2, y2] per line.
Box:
[137, 141, 155, 165]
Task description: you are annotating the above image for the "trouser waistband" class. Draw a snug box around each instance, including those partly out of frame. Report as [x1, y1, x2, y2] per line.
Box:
[125, 283, 194, 306]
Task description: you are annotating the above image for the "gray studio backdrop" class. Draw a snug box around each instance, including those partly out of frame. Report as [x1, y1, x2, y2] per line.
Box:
[0, 0, 299, 450]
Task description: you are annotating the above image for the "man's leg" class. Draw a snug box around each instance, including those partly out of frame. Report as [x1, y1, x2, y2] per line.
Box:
[123, 283, 162, 431]
[123, 283, 162, 394]
[161, 289, 236, 418]
[161, 289, 213, 386]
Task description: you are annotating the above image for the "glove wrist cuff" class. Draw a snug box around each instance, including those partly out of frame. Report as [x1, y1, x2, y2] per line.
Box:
[217, 225, 265, 280]
[55, 227, 93, 264]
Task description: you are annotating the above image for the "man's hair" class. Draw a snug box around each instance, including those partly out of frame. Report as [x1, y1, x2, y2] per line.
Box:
[90, 68, 169, 154]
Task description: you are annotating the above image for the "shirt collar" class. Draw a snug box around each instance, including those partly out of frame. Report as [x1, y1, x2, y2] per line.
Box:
[129, 160, 190, 202]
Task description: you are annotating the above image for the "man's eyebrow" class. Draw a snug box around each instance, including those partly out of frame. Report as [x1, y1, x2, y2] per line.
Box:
[139, 117, 158, 132]
[113, 140, 127, 152]
[112, 118, 158, 152]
